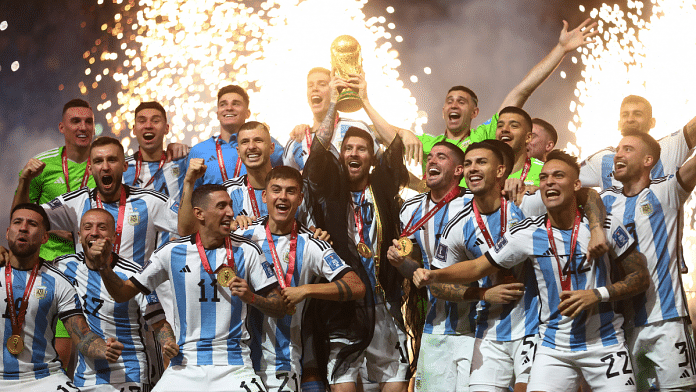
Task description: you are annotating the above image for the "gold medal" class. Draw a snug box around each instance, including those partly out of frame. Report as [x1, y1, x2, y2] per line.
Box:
[7, 334, 23, 355]
[397, 237, 413, 257]
[217, 266, 236, 287]
[357, 242, 373, 258]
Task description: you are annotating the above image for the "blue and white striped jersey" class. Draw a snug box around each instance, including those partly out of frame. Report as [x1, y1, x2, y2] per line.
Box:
[351, 187, 382, 304]
[485, 214, 635, 351]
[436, 199, 539, 341]
[123, 154, 187, 203]
[187, 134, 284, 189]
[601, 175, 689, 327]
[130, 233, 278, 368]
[1, 260, 83, 381]
[222, 174, 267, 218]
[398, 189, 476, 335]
[237, 218, 351, 377]
[41, 185, 180, 266]
[579, 129, 690, 190]
[54, 252, 166, 388]
[282, 118, 378, 171]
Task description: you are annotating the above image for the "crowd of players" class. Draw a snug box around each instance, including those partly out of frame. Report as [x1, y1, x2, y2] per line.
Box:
[4, 17, 696, 392]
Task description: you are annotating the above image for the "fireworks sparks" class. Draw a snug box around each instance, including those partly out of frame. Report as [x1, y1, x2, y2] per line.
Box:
[83, 0, 423, 154]
[571, 0, 696, 297]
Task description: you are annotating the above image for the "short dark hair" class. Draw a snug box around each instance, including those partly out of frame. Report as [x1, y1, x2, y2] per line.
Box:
[308, 67, 330, 78]
[432, 141, 465, 166]
[623, 131, 661, 168]
[11, 203, 51, 232]
[342, 127, 375, 156]
[265, 166, 303, 189]
[191, 184, 228, 209]
[217, 85, 249, 107]
[545, 150, 580, 177]
[482, 139, 515, 178]
[621, 95, 653, 119]
[532, 118, 558, 145]
[135, 101, 167, 121]
[90, 136, 124, 158]
[62, 99, 91, 115]
[238, 121, 269, 135]
[465, 141, 512, 178]
[446, 86, 478, 107]
[499, 106, 532, 133]
[82, 208, 115, 227]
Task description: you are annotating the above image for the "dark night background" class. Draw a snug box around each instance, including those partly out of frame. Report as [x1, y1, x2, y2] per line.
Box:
[0, 0, 614, 246]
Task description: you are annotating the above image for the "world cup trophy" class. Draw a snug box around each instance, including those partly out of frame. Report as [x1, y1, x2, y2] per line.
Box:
[331, 35, 363, 113]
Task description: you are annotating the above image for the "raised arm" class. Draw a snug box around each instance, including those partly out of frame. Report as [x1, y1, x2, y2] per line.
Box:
[63, 314, 123, 363]
[498, 18, 599, 112]
[90, 238, 142, 303]
[314, 75, 344, 149]
[682, 116, 696, 150]
[577, 187, 609, 260]
[282, 270, 366, 308]
[676, 146, 696, 191]
[178, 158, 207, 236]
[13, 158, 46, 209]
[558, 248, 649, 318]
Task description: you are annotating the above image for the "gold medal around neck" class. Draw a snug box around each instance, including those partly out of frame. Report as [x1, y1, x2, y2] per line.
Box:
[217, 266, 236, 287]
[397, 237, 413, 257]
[7, 335, 23, 355]
[357, 242, 373, 258]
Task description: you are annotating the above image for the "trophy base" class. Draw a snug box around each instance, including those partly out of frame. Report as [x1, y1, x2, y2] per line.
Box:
[336, 90, 362, 113]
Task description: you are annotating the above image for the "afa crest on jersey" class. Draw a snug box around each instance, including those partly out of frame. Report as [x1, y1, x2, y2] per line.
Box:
[171, 167, 180, 177]
[640, 201, 653, 216]
[128, 212, 140, 226]
[34, 286, 48, 300]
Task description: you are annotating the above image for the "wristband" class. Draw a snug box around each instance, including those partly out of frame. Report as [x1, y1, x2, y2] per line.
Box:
[596, 287, 610, 302]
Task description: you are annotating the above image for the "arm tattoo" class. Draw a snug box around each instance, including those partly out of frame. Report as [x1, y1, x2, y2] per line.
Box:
[430, 283, 477, 302]
[251, 289, 287, 318]
[334, 280, 345, 301]
[315, 102, 337, 148]
[154, 321, 176, 347]
[578, 188, 606, 231]
[608, 251, 649, 301]
[396, 257, 421, 279]
[65, 315, 107, 360]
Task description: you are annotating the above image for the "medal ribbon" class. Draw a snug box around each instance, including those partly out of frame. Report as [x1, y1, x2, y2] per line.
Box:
[353, 189, 370, 254]
[5, 261, 41, 338]
[247, 177, 261, 217]
[546, 209, 582, 292]
[520, 158, 531, 183]
[305, 127, 313, 150]
[133, 150, 166, 187]
[215, 136, 243, 182]
[95, 186, 127, 254]
[265, 221, 298, 289]
[61, 148, 91, 193]
[472, 197, 507, 248]
[400, 186, 460, 237]
[195, 232, 235, 275]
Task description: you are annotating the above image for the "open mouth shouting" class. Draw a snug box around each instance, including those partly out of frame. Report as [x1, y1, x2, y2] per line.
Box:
[467, 173, 483, 188]
[100, 174, 116, 192]
[499, 134, 513, 143]
[275, 202, 291, 215]
[544, 189, 561, 201]
[142, 132, 156, 141]
[446, 111, 462, 128]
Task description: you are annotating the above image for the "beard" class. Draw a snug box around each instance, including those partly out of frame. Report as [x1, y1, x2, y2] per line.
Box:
[8, 240, 38, 259]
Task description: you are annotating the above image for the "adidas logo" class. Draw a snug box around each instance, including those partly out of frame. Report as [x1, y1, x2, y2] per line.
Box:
[540, 248, 554, 257]
[54, 177, 66, 184]
[474, 238, 484, 247]
[179, 265, 191, 273]
[625, 378, 634, 386]
[681, 370, 691, 379]
[207, 156, 217, 162]
[522, 356, 530, 365]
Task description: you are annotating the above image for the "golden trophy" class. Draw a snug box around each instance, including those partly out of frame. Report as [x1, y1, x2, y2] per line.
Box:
[331, 35, 363, 113]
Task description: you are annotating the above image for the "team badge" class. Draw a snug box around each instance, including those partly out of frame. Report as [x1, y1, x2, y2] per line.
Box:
[613, 227, 629, 248]
[508, 218, 519, 229]
[34, 286, 47, 300]
[324, 252, 342, 271]
[171, 167, 180, 177]
[48, 199, 63, 210]
[493, 237, 508, 253]
[283, 251, 290, 263]
[640, 201, 653, 216]
[128, 213, 140, 226]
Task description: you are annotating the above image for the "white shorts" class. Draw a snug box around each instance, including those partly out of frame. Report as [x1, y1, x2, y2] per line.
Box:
[258, 370, 299, 392]
[469, 335, 537, 390]
[328, 304, 409, 385]
[528, 343, 636, 392]
[78, 383, 149, 392]
[0, 373, 80, 392]
[153, 365, 264, 392]
[414, 333, 475, 392]
[627, 317, 696, 390]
